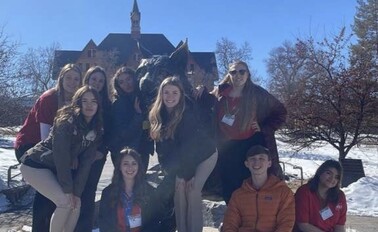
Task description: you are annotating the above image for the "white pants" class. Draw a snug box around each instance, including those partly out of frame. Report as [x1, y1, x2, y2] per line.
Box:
[20, 164, 81, 232]
[174, 151, 218, 232]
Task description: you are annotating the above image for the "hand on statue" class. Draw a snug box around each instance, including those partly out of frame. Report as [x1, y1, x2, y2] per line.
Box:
[193, 85, 205, 99]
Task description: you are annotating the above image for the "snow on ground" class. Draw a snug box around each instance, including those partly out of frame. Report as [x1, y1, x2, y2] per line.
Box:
[1, 135, 377, 218]
[278, 139, 378, 217]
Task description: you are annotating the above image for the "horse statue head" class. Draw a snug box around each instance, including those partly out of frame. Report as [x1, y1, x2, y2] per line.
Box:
[136, 40, 193, 106]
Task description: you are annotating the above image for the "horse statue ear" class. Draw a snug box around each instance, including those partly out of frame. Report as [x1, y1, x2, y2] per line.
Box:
[169, 39, 189, 74]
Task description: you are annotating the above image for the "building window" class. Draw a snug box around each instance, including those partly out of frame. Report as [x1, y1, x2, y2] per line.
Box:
[188, 64, 195, 75]
[87, 49, 96, 58]
[86, 63, 90, 71]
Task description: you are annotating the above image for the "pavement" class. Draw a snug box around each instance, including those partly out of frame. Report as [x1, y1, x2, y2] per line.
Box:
[0, 157, 377, 231]
[0, 190, 377, 232]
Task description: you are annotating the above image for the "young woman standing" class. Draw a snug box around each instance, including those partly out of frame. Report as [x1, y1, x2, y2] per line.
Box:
[76, 66, 111, 232]
[212, 60, 287, 204]
[108, 67, 148, 170]
[149, 76, 217, 232]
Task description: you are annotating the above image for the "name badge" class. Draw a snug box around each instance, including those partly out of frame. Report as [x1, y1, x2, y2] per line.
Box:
[128, 214, 142, 228]
[319, 206, 333, 220]
[221, 114, 235, 126]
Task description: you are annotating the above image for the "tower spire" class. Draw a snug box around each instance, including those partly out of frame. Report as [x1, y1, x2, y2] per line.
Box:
[131, 0, 141, 40]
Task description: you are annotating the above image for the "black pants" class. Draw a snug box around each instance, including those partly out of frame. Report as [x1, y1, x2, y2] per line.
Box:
[218, 132, 265, 204]
[154, 171, 177, 232]
[31, 193, 56, 232]
[74, 156, 106, 232]
[15, 144, 34, 163]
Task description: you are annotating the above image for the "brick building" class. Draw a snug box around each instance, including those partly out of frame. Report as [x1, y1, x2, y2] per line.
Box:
[53, 0, 218, 89]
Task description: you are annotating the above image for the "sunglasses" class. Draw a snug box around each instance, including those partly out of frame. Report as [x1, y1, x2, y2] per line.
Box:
[229, 69, 247, 76]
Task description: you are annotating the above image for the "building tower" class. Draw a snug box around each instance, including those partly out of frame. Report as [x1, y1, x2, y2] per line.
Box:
[130, 0, 141, 40]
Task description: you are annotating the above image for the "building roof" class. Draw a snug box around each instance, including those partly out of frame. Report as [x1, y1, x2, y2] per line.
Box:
[132, 0, 140, 13]
[53, 33, 176, 74]
[97, 33, 175, 64]
[52, 50, 81, 77]
[191, 52, 217, 72]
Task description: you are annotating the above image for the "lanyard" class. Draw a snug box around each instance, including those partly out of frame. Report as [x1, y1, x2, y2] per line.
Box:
[224, 97, 239, 116]
[122, 192, 133, 232]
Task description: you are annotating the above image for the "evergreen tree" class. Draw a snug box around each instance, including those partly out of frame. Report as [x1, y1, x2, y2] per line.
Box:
[350, 0, 378, 68]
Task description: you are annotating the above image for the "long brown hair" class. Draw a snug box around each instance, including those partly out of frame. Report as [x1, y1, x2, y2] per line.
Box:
[54, 85, 103, 133]
[109, 147, 147, 208]
[308, 160, 344, 204]
[56, 63, 82, 107]
[83, 66, 110, 103]
[218, 60, 256, 131]
[111, 66, 139, 100]
[149, 76, 185, 141]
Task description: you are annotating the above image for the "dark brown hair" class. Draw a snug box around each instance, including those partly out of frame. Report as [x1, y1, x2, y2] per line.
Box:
[55, 85, 103, 133]
[308, 160, 343, 204]
[109, 147, 147, 208]
[111, 66, 139, 100]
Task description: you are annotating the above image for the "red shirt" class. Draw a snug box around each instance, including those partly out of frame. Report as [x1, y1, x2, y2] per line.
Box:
[295, 184, 347, 232]
[15, 89, 59, 148]
[216, 87, 257, 140]
[117, 201, 142, 232]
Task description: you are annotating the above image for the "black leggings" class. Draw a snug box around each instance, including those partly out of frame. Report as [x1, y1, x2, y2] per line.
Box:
[74, 156, 106, 232]
[218, 132, 265, 204]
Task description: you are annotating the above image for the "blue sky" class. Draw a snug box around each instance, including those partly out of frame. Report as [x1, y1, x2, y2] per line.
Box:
[1, 0, 357, 79]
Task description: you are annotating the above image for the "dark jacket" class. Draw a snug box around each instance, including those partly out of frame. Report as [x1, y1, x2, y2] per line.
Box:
[156, 101, 216, 180]
[22, 116, 101, 197]
[208, 83, 287, 175]
[98, 183, 163, 232]
[108, 93, 143, 153]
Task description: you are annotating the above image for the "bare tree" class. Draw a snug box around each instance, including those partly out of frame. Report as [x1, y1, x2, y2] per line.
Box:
[215, 37, 253, 79]
[19, 42, 61, 98]
[270, 28, 378, 160]
[0, 26, 30, 126]
[267, 41, 308, 105]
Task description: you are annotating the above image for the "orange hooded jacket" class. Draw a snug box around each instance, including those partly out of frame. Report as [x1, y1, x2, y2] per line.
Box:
[223, 175, 295, 232]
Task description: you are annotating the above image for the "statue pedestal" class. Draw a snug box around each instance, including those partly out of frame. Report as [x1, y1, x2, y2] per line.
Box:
[340, 159, 365, 187]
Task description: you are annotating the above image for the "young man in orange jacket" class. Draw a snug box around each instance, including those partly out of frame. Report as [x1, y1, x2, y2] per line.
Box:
[222, 145, 295, 232]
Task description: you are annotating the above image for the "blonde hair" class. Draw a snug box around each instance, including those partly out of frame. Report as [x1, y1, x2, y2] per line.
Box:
[149, 76, 185, 141]
[218, 60, 256, 131]
[56, 63, 82, 107]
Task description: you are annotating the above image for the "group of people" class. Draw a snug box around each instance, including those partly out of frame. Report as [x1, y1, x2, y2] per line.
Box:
[14, 60, 347, 232]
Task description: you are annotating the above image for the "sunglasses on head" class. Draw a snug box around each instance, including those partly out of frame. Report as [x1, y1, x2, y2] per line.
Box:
[229, 69, 247, 75]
